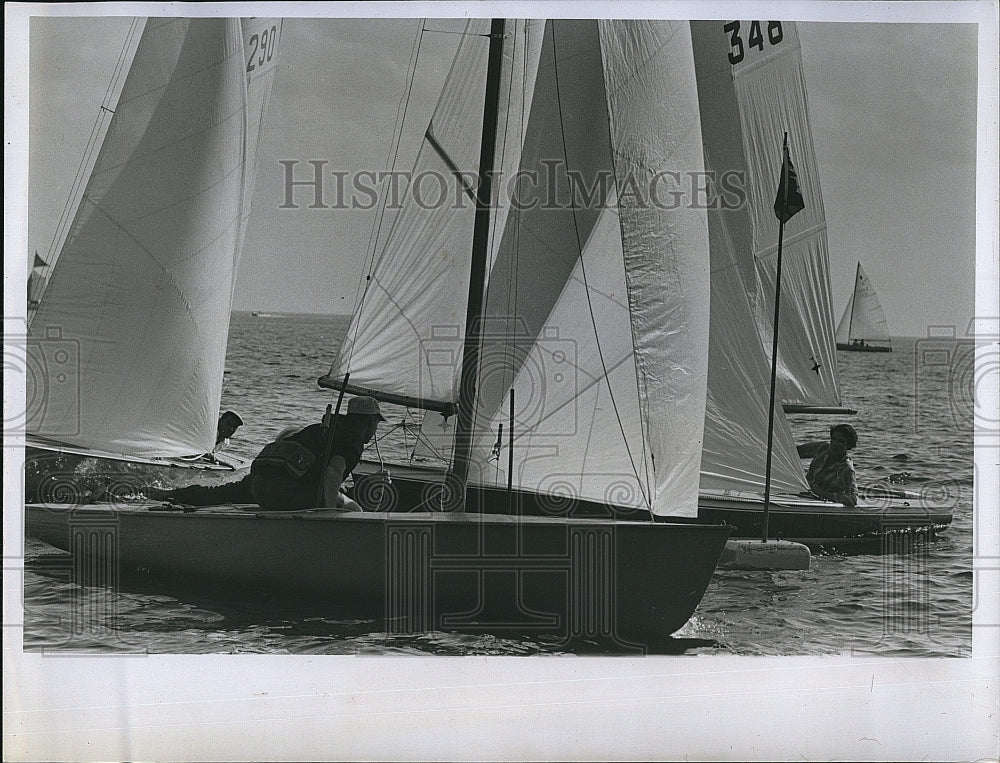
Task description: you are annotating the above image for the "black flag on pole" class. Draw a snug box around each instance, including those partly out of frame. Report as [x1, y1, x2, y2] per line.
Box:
[773, 144, 805, 223]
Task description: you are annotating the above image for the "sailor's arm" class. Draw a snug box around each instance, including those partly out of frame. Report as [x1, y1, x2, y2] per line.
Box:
[321, 455, 348, 508]
[321, 455, 361, 510]
[796, 441, 824, 459]
[840, 468, 859, 507]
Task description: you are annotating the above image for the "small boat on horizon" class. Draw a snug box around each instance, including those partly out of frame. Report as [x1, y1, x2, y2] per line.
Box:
[836, 261, 893, 352]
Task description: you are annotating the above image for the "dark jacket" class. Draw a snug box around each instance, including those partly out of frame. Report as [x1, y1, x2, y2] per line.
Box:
[249, 417, 367, 509]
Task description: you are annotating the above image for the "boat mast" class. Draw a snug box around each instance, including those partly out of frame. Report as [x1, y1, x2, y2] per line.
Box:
[449, 18, 507, 510]
[847, 261, 860, 342]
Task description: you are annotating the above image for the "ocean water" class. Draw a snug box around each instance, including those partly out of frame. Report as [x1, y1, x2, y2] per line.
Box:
[21, 313, 974, 656]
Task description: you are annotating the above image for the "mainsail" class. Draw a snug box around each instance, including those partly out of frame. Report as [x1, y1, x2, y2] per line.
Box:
[327, 20, 712, 517]
[691, 20, 842, 409]
[28, 18, 281, 458]
[836, 262, 892, 349]
[326, 20, 543, 411]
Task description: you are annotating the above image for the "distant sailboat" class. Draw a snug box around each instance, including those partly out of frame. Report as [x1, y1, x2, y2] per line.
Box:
[25, 17, 281, 501]
[836, 262, 893, 352]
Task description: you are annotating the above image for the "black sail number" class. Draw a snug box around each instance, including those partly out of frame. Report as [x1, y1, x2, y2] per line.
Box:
[246, 24, 279, 73]
[724, 20, 784, 65]
[724, 21, 744, 65]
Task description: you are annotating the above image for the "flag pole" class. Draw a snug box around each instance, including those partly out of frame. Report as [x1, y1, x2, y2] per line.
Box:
[762, 132, 791, 543]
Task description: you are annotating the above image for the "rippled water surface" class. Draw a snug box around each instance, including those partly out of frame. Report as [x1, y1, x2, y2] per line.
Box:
[22, 314, 974, 656]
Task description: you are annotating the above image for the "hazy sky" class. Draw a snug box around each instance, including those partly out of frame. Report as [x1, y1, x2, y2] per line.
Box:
[22, 6, 985, 338]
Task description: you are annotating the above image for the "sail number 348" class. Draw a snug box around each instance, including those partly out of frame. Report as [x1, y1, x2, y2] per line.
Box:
[724, 21, 783, 65]
[246, 26, 278, 72]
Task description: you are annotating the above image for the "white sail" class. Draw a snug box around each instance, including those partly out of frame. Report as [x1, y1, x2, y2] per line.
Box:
[835, 262, 892, 346]
[461, 20, 710, 516]
[237, 19, 283, 275]
[691, 21, 808, 493]
[703, 20, 842, 408]
[28, 18, 279, 458]
[335, 21, 712, 516]
[326, 20, 544, 409]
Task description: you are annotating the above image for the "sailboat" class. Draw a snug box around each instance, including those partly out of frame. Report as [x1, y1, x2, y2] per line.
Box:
[27, 18, 732, 646]
[836, 262, 893, 352]
[686, 20, 944, 543]
[24, 17, 282, 502]
[342, 18, 949, 549]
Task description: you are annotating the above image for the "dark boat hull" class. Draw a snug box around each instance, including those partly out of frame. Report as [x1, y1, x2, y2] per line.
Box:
[350, 463, 952, 550]
[697, 491, 952, 549]
[836, 342, 892, 352]
[25, 502, 731, 647]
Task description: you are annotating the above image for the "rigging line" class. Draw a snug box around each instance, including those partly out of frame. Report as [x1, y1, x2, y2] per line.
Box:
[549, 21, 651, 512]
[500, 23, 520, 401]
[343, 19, 427, 372]
[46, 17, 142, 270]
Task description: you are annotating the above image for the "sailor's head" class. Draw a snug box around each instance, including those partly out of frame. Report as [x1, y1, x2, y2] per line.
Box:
[216, 410, 244, 441]
[829, 423, 857, 454]
[345, 396, 385, 442]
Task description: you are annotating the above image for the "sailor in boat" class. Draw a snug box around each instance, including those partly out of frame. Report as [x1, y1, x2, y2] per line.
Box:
[249, 396, 385, 510]
[149, 397, 385, 510]
[214, 410, 244, 450]
[796, 424, 859, 507]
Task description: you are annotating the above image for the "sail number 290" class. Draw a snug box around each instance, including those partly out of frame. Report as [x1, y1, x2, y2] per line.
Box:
[724, 21, 783, 65]
[246, 25, 279, 72]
